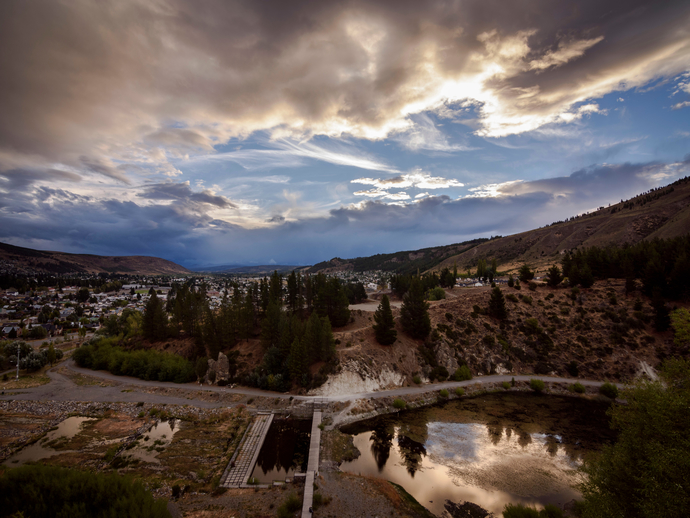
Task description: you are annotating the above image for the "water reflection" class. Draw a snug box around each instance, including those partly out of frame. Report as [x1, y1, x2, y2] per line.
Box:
[4, 417, 96, 466]
[251, 418, 311, 483]
[126, 419, 180, 464]
[341, 393, 615, 516]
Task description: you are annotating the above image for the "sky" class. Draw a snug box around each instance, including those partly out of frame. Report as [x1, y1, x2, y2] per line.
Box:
[0, 0, 689, 268]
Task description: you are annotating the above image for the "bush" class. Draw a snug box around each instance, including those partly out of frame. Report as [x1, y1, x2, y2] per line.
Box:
[277, 493, 302, 518]
[452, 365, 472, 381]
[502, 381, 511, 390]
[528, 282, 538, 291]
[529, 379, 545, 393]
[427, 287, 446, 301]
[393, 398, 406, 409]
[455, 387, 465, 396]
[412, 375, 421, 384]
[506, 294, 519, 303]
[572, 382, 586, 394]
[0, 464, 170, 518]
[439, 389, 449, 398]
[599, 382, 619, 399]
[566, 360, 579, 377]
[74, 338, 195, 383]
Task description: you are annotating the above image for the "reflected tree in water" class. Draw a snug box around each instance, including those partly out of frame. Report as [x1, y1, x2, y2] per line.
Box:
[487, 424, 503, 445]
[518, 430, 532, 448]
[397, 434, 426, 477]
[370, 425, 394, 471]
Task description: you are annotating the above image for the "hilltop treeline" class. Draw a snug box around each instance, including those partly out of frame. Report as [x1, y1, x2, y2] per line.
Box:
[309, 237, 493, 275]
[561, 235, 690, 299]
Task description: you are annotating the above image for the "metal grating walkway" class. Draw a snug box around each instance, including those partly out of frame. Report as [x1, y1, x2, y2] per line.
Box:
[221, 412, 274, 487]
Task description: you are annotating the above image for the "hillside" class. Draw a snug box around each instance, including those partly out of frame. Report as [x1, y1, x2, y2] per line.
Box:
[0, 242, 190, 275]
[311, 280, 685, 396]
[435, 176, 690, 275]
[308, 238, 492, 275]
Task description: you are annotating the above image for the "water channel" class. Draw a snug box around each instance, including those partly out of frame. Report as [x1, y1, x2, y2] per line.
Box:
[340, 393, 615, 516]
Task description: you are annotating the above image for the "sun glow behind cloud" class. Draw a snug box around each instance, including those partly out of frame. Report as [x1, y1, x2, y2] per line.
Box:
[1, 0, 690, 265]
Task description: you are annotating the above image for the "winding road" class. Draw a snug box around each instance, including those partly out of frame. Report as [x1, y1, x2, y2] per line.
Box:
[0, 358, 616, 408]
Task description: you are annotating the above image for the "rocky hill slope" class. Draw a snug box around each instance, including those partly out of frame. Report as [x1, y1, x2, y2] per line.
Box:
[0, 242, 190, 275]
[312, 281, 684, 396]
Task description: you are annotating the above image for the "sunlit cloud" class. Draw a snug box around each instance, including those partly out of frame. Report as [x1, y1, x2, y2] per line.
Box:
[352, 171, 464, 190]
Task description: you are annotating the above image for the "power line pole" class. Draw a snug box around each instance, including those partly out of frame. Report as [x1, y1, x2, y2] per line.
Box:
[16, 341, 21, 381]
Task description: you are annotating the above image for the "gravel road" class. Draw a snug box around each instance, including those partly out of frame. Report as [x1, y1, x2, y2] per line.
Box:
[0, 359, 616, 407]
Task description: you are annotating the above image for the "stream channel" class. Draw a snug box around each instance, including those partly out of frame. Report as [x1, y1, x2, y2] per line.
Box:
[340, 393, 616, 516]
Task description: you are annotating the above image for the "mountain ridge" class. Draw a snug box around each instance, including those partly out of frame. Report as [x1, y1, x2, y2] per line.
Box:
[0, 242, 190, 275]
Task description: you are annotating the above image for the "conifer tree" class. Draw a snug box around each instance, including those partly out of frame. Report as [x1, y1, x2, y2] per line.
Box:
[288, 337, 308, 384]
[546, 264, 563, 288]
[400, 278, 431, 339]
[373, 295, 397, 345]
[487, 286, 508, 320]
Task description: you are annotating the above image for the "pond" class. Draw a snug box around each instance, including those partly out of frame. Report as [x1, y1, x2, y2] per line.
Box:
[4, 416, 96, 466]
[340, 393, 615, 516]
[250, 418, 311, 483]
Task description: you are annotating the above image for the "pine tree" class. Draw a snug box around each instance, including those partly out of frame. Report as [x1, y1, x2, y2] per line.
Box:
[518, 264, 534, 283]
[487, 286, 508, 320]
[288, 337, 308, 384]
[400, 278, 431, 339]
[373, 295, 397, 345]
[143, 291, 167, 341]
[546, 264, 563, 288]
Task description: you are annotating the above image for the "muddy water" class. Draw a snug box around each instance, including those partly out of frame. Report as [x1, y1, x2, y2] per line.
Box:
[251, 418, 311, 483]
[125, 419, 180, 464]
[340, 393, 615, 516]
[4, 417, 96, 466]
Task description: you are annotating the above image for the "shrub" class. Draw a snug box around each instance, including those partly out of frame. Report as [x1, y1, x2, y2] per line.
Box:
[599, 382, 619, 399]
[452, 365, 472, 381]
[506, 294, 519, 303]
[393, 398, 406, 409]
[566, 361, 579, 377]
[427, 287, 446, 301]
[573, 382, 586, 394]
[521, 295, 533, 305]
[412, 375, 422, 384]
[277, 493, 302, 518]
[0, 464, 169, 518]
[528, 281, 537, 291]
[439, 389, 449, 398]
[502, 381, 511, 390]
[455, 387, 465, 396]
[529, 379, 545, 393]
[445, 312, 454, 322]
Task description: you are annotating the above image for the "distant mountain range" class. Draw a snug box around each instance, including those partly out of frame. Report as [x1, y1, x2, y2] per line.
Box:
[0, 242, 189, 276]
[4, 176, 688, 277]
[192, 264, 302, 274]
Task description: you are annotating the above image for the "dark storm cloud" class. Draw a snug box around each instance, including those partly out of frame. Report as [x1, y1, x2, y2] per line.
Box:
[0, 168, 81, 191]
[138, 182, 236, 208]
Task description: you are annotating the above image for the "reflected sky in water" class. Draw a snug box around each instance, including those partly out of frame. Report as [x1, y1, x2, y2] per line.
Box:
[341, 395, 613, 516]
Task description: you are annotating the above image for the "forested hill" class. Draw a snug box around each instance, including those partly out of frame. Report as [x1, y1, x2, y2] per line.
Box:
[0, 242, 190, 275]
[433, 175, 690, 274]
[308, 237, 494, 275]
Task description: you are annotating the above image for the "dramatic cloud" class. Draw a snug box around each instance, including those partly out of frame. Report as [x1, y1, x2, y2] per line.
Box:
[1, 0, 689, 264]
[352, 171, 464, 196]
[138, 181, 236, 208]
